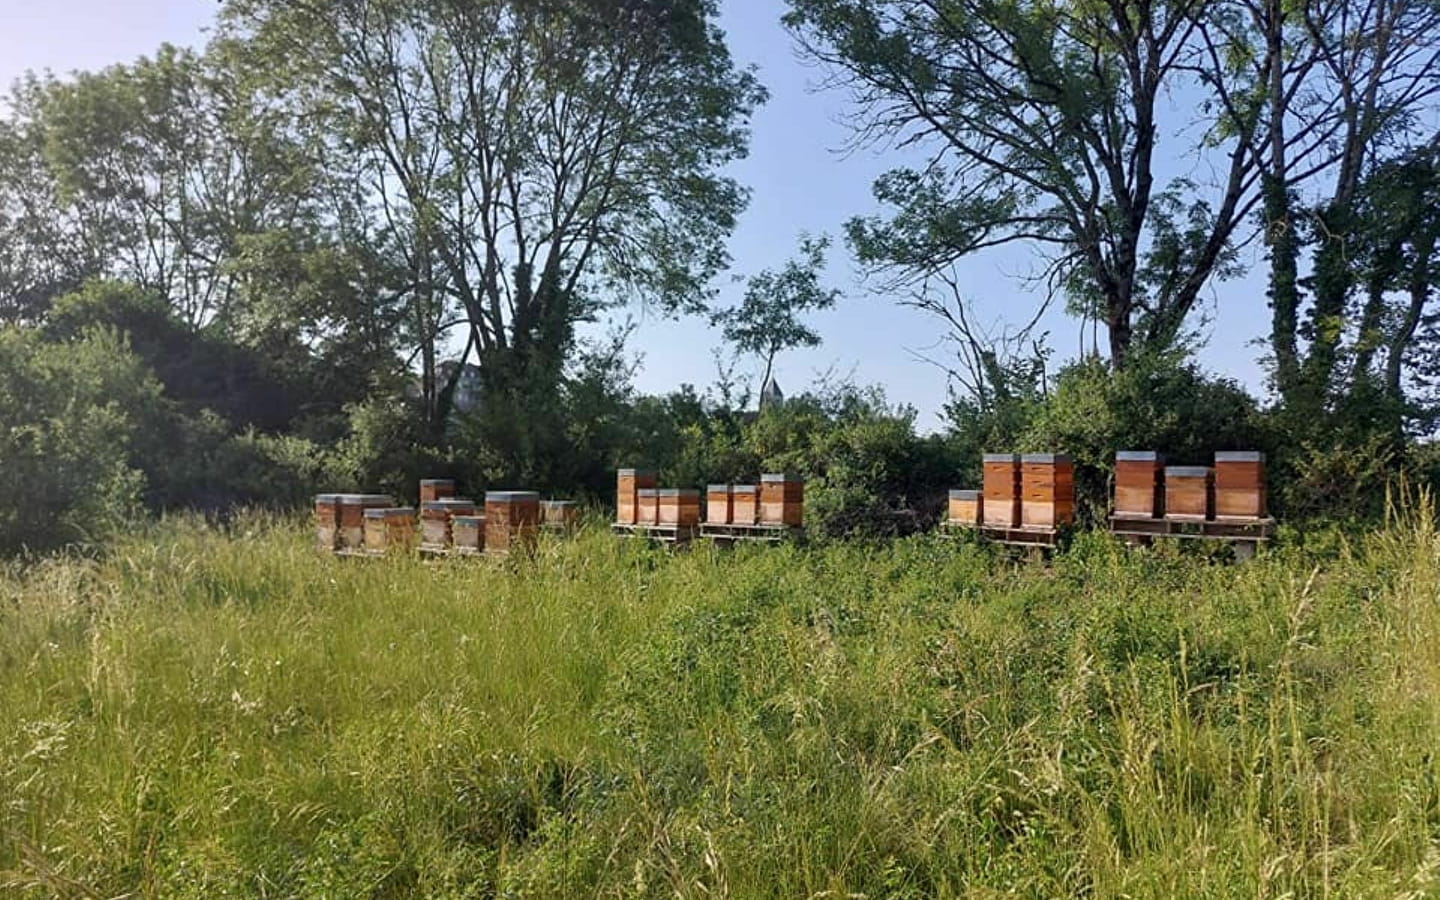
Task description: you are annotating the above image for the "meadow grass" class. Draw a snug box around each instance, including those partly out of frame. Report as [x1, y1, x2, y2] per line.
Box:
[2, 503, 1439, 898]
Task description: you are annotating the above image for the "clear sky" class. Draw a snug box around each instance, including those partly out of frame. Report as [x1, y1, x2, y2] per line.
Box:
[0, 0, 1273, 429]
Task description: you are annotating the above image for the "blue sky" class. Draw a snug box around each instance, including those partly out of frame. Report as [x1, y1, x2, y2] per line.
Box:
[0, 0, 1273, 429]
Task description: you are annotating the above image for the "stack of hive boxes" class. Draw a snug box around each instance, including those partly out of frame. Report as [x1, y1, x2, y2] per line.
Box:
[541, 500, 580, 531]
[315, 494, 342, 551]
[982, 454, 1021, 528]
[731, 485, 759, 525]
[1020, 453, 1075, 529]
[658, 489, 702, 528]
[1164, 467, 1213, 520]
[330, 494, 395, 552]
[616, 469, 657, 525]
[364, 507, 417, 555]
[1114, 451, 1164, 518]
[947, 490, 982, 526]
[421, 497, 477, 552]
[452, 514, 486, 556]
[486, 491, 540, 556]
[707, 485, 733, 525]
[699, 476, 804, 528]
[759, 474, 804, 527]
[1214, 451, 1266, 520]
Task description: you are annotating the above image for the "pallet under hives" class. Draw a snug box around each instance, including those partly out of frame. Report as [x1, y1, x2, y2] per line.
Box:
[611, 522, 701, 545]
[940, 519, 1068, 550]
[1107, 513, 1276, 559]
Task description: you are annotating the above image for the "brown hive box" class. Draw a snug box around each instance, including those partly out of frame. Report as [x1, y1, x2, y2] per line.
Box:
[419, 479, 456, 504]
[636, 488, 660, 525]
[420, 498, 476, 548]
[1214, 451, 1267, 520]
[982, 454, 1021, 528]
[948, 489, 982, 526]
[451, 515, 486, 555]
[760, 474, 804, 527]
[485, 491, 540, 555]
[315, 494, 342, 551]
[1114, 451, 1164, 519]
[1021, 453, 1075, 528]
[1164, 467, 1213, 520]
[731, 485, 759, 525]
[337, 494, 394, 550]
[541, 500, 580, 530]
[616, 469, 657, 525]
[706, 485, 732, 525]
[658, 489, 702, 526]
[364, 507, 416, 554]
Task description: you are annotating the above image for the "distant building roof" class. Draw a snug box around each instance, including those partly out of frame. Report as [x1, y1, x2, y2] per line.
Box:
[759, 374, 784, 409]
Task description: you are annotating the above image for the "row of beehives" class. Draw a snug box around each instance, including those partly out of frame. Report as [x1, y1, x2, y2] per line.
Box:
[945, 450, 1269, 528]
[314, 479, 578, 557]
[615, 469, 804, 527]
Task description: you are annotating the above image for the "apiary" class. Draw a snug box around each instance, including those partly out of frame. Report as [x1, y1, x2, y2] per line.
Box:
[419, 479, 456, 504]
[706, 485, 732, 525]
[451, 515, 485, 555]
[759, 474, 804, 527]
[1164, 467, 1213, 520]
[1214, 451, 1266, 520]
[1114, 451, 1164, 518]
[982, 454, 1021, 528]
[616, 468, 657, 524]
[1020, 453, 1075, 528]
[658, 489, 702, 526]
[948, 489, 982, 526]
[731, 485, 759, 525]
[485, 491, 541, 556]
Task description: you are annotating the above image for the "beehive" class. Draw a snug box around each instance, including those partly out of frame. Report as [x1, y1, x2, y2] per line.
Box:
[451, 515, 486, 555]
[1164, 467, 1213, 520]
[1214, 451, 1267, 520]
[541, 500, 580, 530]
[616, 469, 657, 525]
[706, 485, 732, 525]
[731, 485, 759, 525]
[420, 498, 476, 548]
[982, 454, 1021, 528]
[636, 488, 660, 525]
[315, 494, 341, 551]
[337, 494, 394, 550]
[364, 507, 416, 554]
[419, 479, 456, 504]
[1021, 453, 1075, 528]
[948, 489, 982, 525]
[1114, 451, 1164, 519]
[485, 491, 540, 556]
[658, 489, 702, 526]
[760, 474, 804, 527]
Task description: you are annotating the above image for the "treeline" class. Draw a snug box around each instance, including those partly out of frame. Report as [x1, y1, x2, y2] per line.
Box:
[2, 0, 1439, 554]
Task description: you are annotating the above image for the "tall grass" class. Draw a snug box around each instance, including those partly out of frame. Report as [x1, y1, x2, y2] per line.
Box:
[2, 504, 1438, 897]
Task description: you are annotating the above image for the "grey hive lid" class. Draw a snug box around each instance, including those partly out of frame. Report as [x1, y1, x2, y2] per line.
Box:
[657, 488, 700, 497]
[636, 488, 660, 496]
[1116, 450, 1160, 462]
[1166, 466, 1212, 477]
[367, 506, 415, 516]
[760, 473, 802, 483]
[451, 514, 486, 524]
[731, 484, 758, 494]
[339, 493, 395, 504]
[419, 478, 455, 485]
[315, 493, 343, 502]
[949, 489, 980, 500]
[422, 499, 474, 510]
[983, 453, 1019, 463]
[1215, 451, 1265, 463]
[707, 484, 731, 492]
[1021, 453, 1071, 464]
[617, 468, 655, 476]
[542, 499, 577, 507]
[486, 490, 540, 501]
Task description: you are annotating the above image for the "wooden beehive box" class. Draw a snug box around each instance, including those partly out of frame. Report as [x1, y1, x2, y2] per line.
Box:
[982, 454, 1021, 528]
[731, 485, 759, 525]
[760, 474, 804, 527]
[420, 498, 476, 548]
[658, 489, 701, 526]
[1164, 467, 1213, 520]
[636, 488, 660, 525]
[1021, 453, 1075, 528]
[1214, 451, 1267, 520]
[616, 469, 657, 525]
[706, 485, 732, 525]
[365, 507, 416, 554]
[1114, 451, 1164, 519]
[315, 494, 341, 552]
[419, 479, 456, 505]
[338, 494, 394, 550]
[541, 500, 580, 531]
[948, 489, 982, 525]
[451, 515, 486, 555]
[485, 491, 540, 556]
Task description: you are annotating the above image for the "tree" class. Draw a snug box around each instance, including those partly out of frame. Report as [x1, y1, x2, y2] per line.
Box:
[784, 0, 1263, 369]
[712, 234, 841, 400]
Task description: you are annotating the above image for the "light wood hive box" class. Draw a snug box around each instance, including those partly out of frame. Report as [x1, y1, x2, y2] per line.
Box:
[731, 485, 759, 525]
[1164, 467, 1213, 520]
[451, 515, 485, 554]
[635, 489, 660, 525]
[419, 479, 456, 505]
[338, 494, 394, 550]
[658, 489, 702, 526]
[1214, 451, 1267, 519]
[421, 499, 476, 548]
[616, 469, 656, 525]
[485, 491, 540, 555]
[315, 494, 341, 551]
[365, 508, 416, 553]
[1021, 453, 1075, 528]
[541, 500, 579, 529]
[982, 454, 1021, 528]
[706, 485, 732, 525]
[948, 489, 982, 525]
[760, 474, 804, 526]
[1114, 451, 1164, 518]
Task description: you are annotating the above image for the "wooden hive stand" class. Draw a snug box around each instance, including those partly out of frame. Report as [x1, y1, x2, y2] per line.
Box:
[485, 491, 541, 557]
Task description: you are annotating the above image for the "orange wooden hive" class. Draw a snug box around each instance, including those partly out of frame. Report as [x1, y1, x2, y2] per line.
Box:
[1214, 451, 1267, 520]
[451, 515, 486, 555]
[364, 507, 416, 554]
[1021, 453, 1075, 528]
[731, 485, 759, 525]
[948, 489, 982, 525]
[658, 489, 702, 526]
[541, 500, 580, 530]
[760, 474, 804, 527]
[485, 491, 540, 556]
[1164, 467, 1213, 520]
[616, 469, 657, 524]
[421, 499, 476, 548]
[337, 494, 394, 550]
[706, 484, 732, 525]
[419, 479, 456, 504]
[982, 454, 1021, 528]
[636, 488, 660, 525]
[315, 494, 342, 551]
[1114, 451, 1164, 519]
